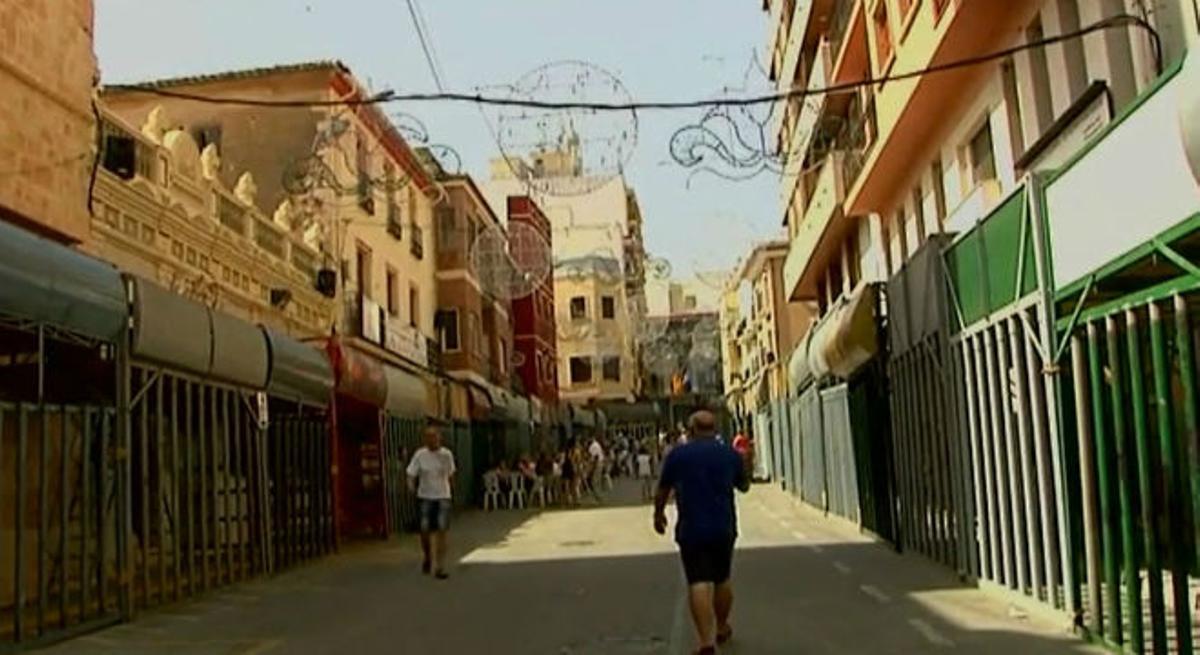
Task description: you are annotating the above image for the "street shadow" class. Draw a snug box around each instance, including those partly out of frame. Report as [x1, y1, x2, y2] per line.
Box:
[34, 482, 1103, 655]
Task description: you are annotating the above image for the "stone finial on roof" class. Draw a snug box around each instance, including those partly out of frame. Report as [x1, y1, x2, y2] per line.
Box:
[234, 172, 258, 206]
[302, 219, 324, 251]
[200, 143, 221, 180]
[141, 106, 169, 144]
[163, 129, 200, 179]
[273, 198, 294, 229]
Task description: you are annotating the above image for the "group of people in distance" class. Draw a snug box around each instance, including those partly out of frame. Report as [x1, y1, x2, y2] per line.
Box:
[404, 414, 756, 655]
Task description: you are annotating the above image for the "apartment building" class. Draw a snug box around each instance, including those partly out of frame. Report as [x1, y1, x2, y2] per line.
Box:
[483, 134, 648, 407]
[101, 63, 441, 388]
[425, 159, 514, 396]
[770, 0, 1194, 313]
[719, 241, 814, 419]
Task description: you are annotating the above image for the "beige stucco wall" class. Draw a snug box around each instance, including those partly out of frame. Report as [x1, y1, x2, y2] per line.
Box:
[88, 108, 332, 338]
[0, 0, 97, 242]
[554, 270, 637, 402]
[101, 69, 440, 348]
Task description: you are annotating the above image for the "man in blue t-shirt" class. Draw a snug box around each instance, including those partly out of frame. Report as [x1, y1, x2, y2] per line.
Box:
[654, 410, 751, 655]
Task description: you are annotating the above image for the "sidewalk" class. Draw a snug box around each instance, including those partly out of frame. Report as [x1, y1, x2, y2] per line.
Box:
[36, 481, 1101, 654]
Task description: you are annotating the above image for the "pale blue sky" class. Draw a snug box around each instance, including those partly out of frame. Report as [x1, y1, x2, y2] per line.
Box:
[96, 0, 785, 276]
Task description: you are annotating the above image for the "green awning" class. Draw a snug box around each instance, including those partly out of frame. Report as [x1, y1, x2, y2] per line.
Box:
[0, 219, 126, 342]
[264, 328, 333, 406]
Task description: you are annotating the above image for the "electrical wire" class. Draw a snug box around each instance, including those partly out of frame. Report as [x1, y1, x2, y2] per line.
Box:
[405, 0, 445, 92]
[104, 15, 1161, 112]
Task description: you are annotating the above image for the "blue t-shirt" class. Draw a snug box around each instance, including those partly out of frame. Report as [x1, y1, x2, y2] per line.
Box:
[659, 439, 748, 545]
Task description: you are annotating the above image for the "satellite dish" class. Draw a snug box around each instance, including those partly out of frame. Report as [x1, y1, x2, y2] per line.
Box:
[469, 222, 552, 300]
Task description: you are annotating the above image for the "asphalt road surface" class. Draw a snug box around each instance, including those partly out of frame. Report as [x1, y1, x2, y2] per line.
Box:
[39, 481, 1101, 654]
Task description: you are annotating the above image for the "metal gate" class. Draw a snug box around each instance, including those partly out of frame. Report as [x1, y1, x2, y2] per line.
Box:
[848, 364, 896, 543]
[952, 303, 1073, 610]
[1065, 293, 1199, 655]
[267, 414, 333, 571]
[381, 418, 479, 530]
[821, 384, 859, 523]
[887, 236, 974, 572]
[381, 417, 422, 534]
[1, 403, 123, 646]
[127, 366, 271, 612]
[798, 384, 826, 509]
[787, 396, 804, 498]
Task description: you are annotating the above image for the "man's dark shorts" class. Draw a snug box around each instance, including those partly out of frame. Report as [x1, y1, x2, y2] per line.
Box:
[679, 538, 735, 585]
[418, 498, 451, 532]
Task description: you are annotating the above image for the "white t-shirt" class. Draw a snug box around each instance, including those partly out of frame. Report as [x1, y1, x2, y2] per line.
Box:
[406, 447, 456, 500]
[636, 453, 652, 478]
[588, 440, 604, 463]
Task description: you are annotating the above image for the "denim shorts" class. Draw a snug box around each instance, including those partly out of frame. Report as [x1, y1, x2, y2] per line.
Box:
[418, 498, 452, 532]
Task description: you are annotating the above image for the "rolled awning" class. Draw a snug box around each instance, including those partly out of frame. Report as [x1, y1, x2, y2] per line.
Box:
[210, 310, 269, 389]
[0, 219, 126, 342]
[130, 276, 213, 376]
[383, 364, 426, 418]
[602, 401, 660, 423]
[787, 335, 813, 392]
[467, 384, 493, 420]
[571, 405, 596, 428]
[808, 283, 879, 380]
[492, 388, 530, 423]
[263, 328, 333, 406]
[328, 338, 387, 407]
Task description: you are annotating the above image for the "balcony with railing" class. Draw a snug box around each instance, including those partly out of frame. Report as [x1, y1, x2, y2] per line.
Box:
[94, 107, 330, 331]
[827, 0, 859, 75]
[783, 151, 846, 301]
[842, 0, 1035, 216]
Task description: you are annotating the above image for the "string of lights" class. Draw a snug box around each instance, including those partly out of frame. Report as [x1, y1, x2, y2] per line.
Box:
[103, 15, 1160, 112]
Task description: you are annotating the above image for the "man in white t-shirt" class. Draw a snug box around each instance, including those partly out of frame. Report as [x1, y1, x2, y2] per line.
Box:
[587, 436, 606, 502]
[406, 424, 456, 580]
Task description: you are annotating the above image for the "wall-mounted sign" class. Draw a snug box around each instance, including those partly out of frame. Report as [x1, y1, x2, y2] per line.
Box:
[384, 318, 428, 366]
[361, 297, 382, 344]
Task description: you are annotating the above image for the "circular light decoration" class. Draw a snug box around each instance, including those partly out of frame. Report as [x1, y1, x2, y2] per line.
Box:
[645, 256, 673, 281]
[630, 305, 670, 345]
[469, 222, 553, 300]
[510, 350, 527, 369]
[587, 246, 625, 285]
[497, 60, 638, 197]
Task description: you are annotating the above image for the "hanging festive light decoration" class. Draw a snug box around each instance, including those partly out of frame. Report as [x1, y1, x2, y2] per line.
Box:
[496, 60, 638, 196]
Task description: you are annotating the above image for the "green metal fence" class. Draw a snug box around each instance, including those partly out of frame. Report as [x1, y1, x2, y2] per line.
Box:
[125, 367, 281, 614]
[1064, 292, 1199, 655]
[267, 415, 334, 571]
[381, 418, 481, 534]
[0, 403, 123, 646]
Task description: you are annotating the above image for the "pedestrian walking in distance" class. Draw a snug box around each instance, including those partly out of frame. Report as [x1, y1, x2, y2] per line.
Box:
[636, 447, 654, 502]
[406, 424, 456, 580]
[654, 410, 751, 655]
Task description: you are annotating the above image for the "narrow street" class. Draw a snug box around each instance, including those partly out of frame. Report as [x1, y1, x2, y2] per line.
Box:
[40, 482, 1098, 655]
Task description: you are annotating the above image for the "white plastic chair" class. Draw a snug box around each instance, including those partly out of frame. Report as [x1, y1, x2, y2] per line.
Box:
[507, 472, 527, 509]
[483, 471, 503, 511]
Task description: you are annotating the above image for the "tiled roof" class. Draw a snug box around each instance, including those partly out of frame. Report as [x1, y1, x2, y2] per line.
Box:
[105, 60, 349, 91]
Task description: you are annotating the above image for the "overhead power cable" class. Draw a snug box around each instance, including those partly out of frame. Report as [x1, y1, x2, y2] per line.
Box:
[405, 0, 445, 91]
[104, 15, 1159, 111]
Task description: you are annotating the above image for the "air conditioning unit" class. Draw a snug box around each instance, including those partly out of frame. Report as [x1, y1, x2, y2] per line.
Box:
[315, 269, 337, 298]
